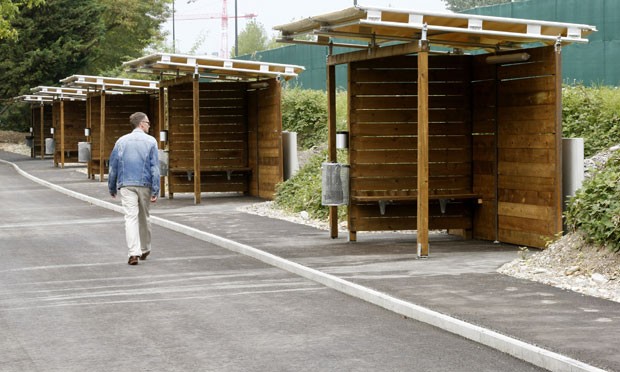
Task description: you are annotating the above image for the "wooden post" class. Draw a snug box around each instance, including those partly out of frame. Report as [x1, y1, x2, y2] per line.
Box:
[327, 64, 338, 238]
[60, 100, 65, 168]
[39, 104, 45, 159]
[554, 41, 564, 236]
[193, 74, 201, 204]
[159, 86, 166, 198]
[416, 41, 430, 257]
[99, 90, 106, 182]
[86, 97, 91, 178]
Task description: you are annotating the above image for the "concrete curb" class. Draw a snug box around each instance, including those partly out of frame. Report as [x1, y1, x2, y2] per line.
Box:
[1, 158, 606, 372]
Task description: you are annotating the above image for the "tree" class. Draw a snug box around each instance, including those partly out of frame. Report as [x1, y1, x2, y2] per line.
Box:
[0, 0, 45, 40]
[0, 0, 170, 130]
[231, 19, 276, 58]
[0, 0, 105, 99]
[443, 0, 513, 12]
[87, 0, 170, 73]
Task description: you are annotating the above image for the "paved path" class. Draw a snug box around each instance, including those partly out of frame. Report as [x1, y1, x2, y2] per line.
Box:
[2, 151, 619, 371]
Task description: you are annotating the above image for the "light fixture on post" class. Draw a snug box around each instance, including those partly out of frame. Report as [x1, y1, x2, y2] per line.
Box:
[84, 127, 91, 137]
[159, 129, 168, 143]
[29, 127, 33, 134]
[50, 127, 54, 135]
[485, 52, 530, 64]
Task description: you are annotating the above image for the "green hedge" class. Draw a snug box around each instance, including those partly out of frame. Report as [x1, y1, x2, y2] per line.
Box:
[281, 87, 347, 150]
[562, 84, 620, 157]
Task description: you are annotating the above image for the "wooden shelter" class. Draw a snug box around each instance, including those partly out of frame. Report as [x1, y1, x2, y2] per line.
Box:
[60, 75, 159, 181]
[29, 87, 87, 167]
[14, 95, 53, 159]
[275, 5, 597, 255]
[122, 53, 304, 204]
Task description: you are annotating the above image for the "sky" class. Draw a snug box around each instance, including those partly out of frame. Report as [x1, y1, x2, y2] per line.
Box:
[162, 0, 450, 57]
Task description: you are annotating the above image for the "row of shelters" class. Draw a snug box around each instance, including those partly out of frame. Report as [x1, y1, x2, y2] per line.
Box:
[14, 4, 597, 257]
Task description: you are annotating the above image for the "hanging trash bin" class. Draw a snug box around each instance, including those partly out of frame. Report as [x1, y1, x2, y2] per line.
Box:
[45, 138, 55, 155]
[321, 162, 349, 206]
[158, 149, 169, 175]
[25, 136, 34, 148]
[78, 142, 91, 162]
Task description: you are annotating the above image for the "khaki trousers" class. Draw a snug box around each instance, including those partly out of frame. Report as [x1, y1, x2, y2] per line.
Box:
[120, 186, 152, 257]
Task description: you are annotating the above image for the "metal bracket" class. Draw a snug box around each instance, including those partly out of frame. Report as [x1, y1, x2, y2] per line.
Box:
[439, 198, 449, 214]
[187, 171, 193, 181]
[226, 170, 233, 181]
[419, 23, 428, 48]
[555, 36, 562, 53]
[378, 200, 387, 215]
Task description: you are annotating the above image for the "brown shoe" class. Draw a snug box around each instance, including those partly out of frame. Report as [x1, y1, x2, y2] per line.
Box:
[128, 256, 139, 265]
[140, 251, 150, 260]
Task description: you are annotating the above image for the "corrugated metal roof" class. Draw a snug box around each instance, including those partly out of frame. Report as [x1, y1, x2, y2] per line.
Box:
[274, 4, 597, 51]
[60, 75, 159, 92]
[122, 53, 305, 81]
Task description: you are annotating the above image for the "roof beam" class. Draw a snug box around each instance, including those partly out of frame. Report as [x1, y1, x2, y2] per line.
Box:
[328, 41, 422, 65]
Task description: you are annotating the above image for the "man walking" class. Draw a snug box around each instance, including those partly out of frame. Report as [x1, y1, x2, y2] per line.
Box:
[108, 112, 160, 265]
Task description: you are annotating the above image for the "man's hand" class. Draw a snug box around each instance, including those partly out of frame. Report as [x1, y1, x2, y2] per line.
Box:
[151, 195, 158, 203]
[110, 193, 116, 199]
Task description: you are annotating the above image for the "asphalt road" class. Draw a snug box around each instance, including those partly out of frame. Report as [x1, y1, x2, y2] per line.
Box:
[0, 162, 544, 372]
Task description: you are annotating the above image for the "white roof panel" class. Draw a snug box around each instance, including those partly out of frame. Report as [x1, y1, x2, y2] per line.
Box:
[123, 53, 305, 81]
[274, 4, 597, 51]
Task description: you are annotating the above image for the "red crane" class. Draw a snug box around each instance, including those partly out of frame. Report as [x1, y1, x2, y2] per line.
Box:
[175, 0, 257, 57]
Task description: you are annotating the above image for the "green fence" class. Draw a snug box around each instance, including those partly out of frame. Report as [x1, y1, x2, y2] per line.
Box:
[464, 0, 619, 86]
[237, 44, 350, 90]
[240, 0, 617, 90]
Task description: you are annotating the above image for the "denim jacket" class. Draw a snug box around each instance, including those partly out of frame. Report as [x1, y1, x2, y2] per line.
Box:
[108, 128, 160, 196]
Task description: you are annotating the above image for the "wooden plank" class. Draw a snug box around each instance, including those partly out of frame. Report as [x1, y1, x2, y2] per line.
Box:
[498, 134, 555, 149]
[499, 189, 553, 206]
[499, 119, 555, 135]
[498, 228, 547, 249]
[498, 62, 555, 81]
[351, 162, 470, 177]
[498, 201, 553, 220]
[500, 147, 554, 165]
[498, 161, 555, 178]
[499, 175, 555, 193]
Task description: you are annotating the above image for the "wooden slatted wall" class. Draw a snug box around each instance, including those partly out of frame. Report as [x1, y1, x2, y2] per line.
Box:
[486, 46, 561, 248]
[52, 100, 86, 164]
[471, 54, 499, 242]
[88, 94, 153, 178]
[31, 105, 53, 159]
[348, 55, 475, 232]
[247, 79, 283, 199]
[167, 81, 250, 195]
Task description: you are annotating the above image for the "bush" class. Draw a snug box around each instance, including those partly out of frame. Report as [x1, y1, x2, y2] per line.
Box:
[275, 149, 347, 222]
[563, 84, 620, 157]
[281, 87, 328, 150]
[565, 151, 620, 252]
[281, 87, 348, 150]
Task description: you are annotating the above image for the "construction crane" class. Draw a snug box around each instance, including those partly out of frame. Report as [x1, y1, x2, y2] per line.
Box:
[173, 0, 257, 58]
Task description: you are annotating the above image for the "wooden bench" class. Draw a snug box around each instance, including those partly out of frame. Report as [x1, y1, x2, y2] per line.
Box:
[351, 193, 482, 215]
